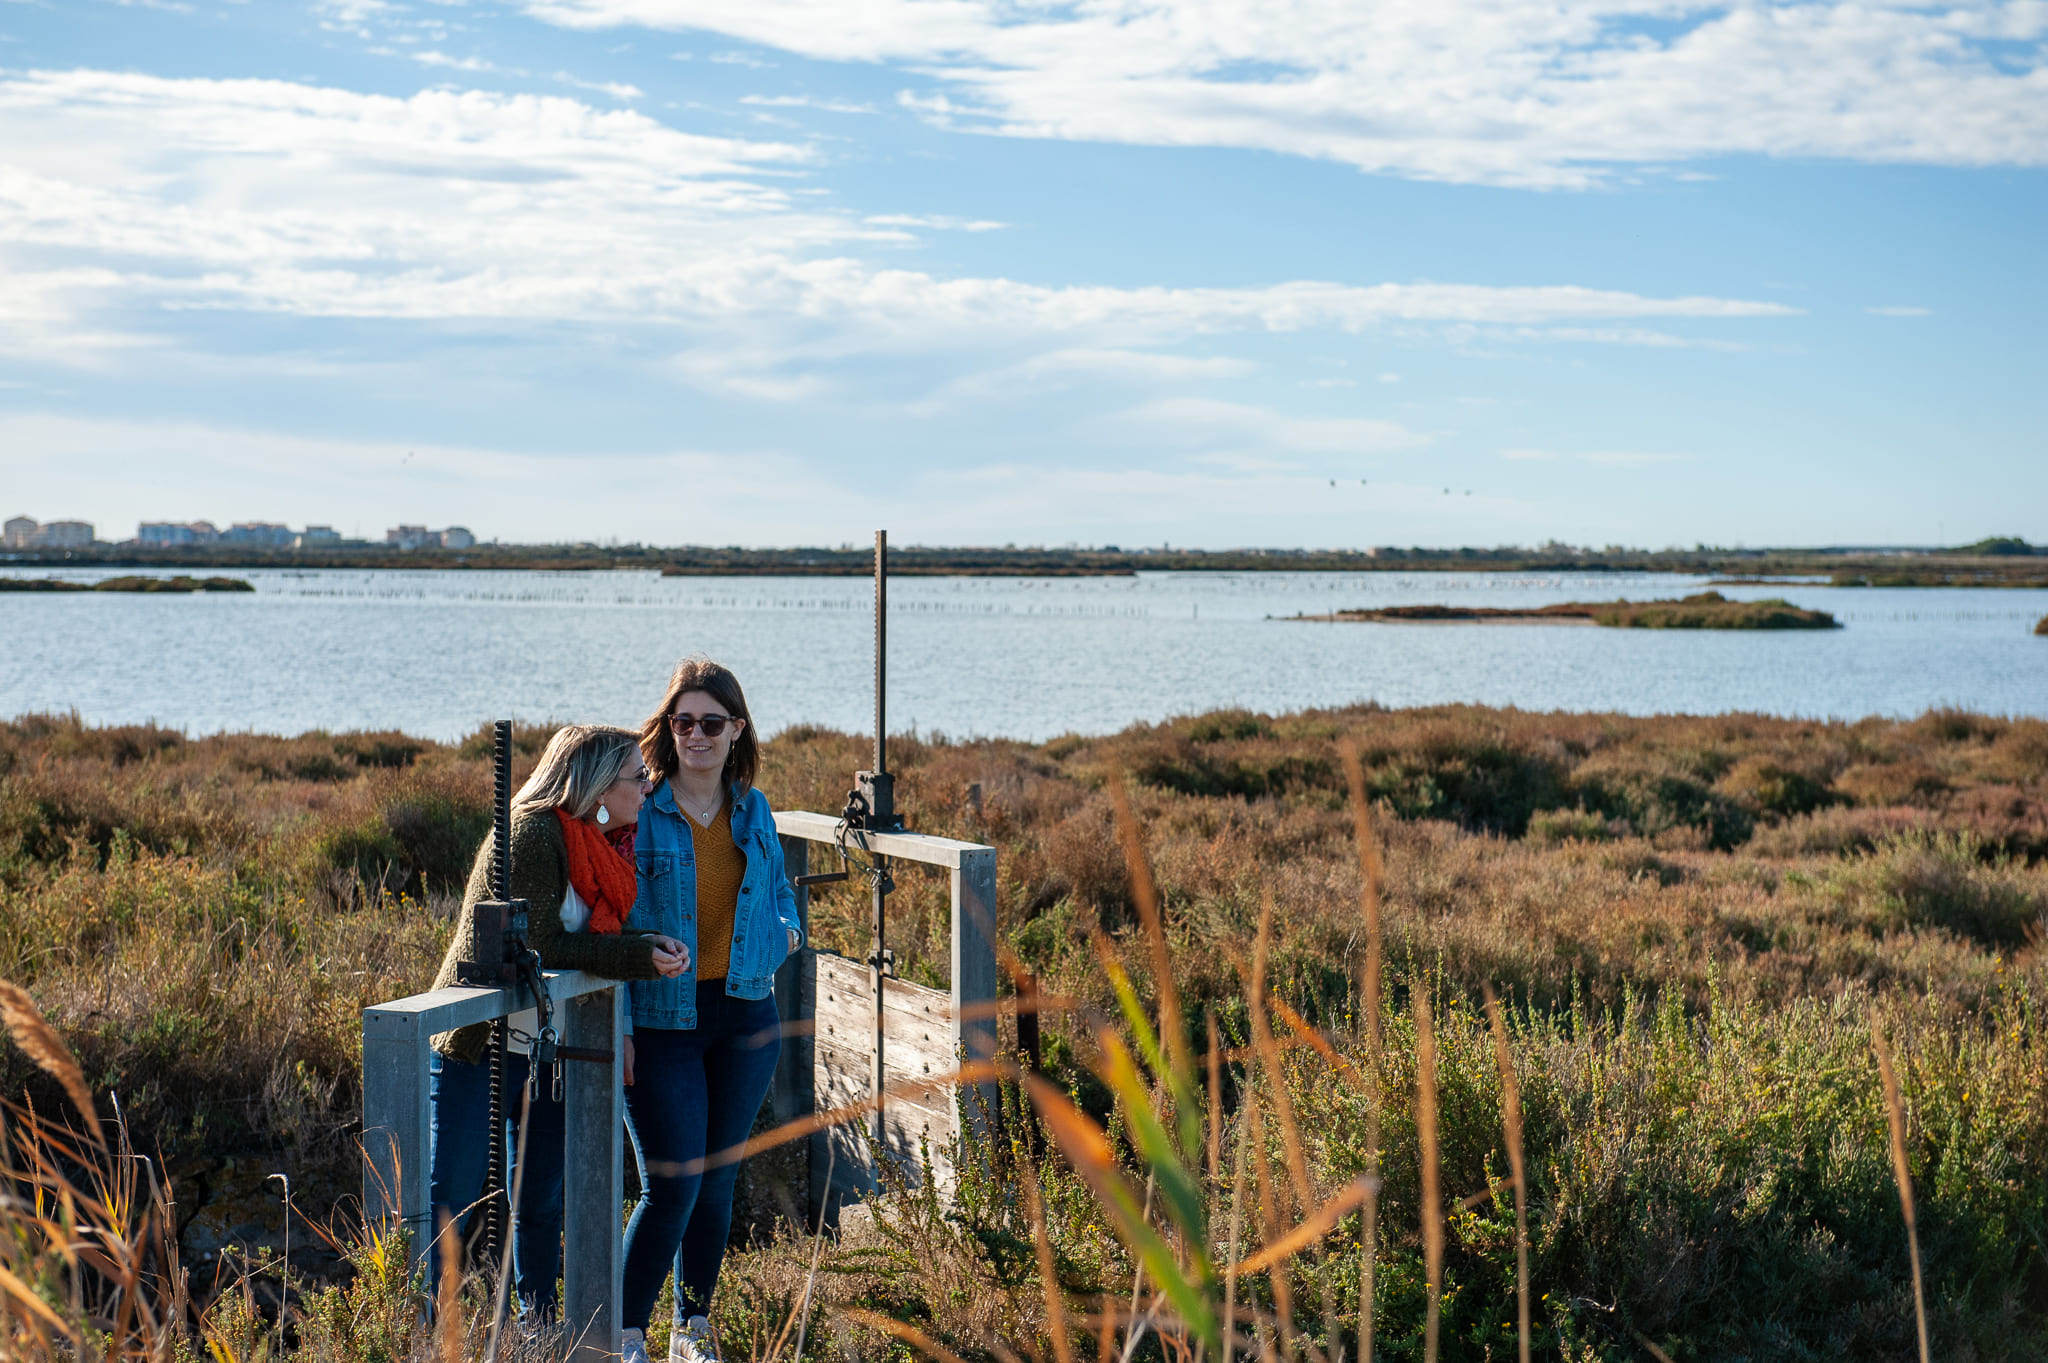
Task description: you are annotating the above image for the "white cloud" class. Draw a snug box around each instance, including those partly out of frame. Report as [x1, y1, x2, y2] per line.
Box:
[900, 347, 1258, 415]
[549, 70, 644, 100]
[1866, 305, 1933, 316]
[1109, 396, 1429, 457]
[412, 51, 505, 73]
[0, 68, 1797, 378]
[864, 212, 1006, 231]
[742, 93, 877, 114]
[521, 0, 2048, 187]
[1504, 448, 1690, 465]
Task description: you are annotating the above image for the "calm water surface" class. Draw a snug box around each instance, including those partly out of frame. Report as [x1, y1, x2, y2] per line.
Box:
[2, 568, 2042, 740]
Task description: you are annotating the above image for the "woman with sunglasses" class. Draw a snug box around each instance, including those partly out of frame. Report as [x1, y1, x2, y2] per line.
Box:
[427, 723, 689, 1317]
[618, 658, 804, 1363]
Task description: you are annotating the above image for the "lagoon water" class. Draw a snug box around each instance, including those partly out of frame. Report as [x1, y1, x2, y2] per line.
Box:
[1, 567, 2043, 741]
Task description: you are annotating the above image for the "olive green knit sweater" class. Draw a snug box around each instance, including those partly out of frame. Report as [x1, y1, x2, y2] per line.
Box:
[429, 808, 661, 1063]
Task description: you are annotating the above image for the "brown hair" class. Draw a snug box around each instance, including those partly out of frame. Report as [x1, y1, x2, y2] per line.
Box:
[639, 656, 759, 795]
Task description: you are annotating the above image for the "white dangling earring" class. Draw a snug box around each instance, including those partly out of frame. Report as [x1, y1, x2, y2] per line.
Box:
[596, 803, 611, 826]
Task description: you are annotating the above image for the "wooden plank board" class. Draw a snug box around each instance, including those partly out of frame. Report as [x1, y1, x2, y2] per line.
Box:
[815, 1043, 956, 1125]
[811, 956, 960, 1083]
[808, 951, 962, 1199]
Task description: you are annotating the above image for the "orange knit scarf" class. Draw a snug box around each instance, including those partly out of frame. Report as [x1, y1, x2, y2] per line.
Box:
[554, 809, 636, 935]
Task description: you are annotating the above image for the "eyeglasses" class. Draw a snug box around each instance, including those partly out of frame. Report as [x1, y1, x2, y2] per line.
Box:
[669, 712, 736, 737]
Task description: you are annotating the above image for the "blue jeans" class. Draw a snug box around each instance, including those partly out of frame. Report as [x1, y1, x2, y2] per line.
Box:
[429, 1050, 567, 1313]
[621, 982, 783, 1329]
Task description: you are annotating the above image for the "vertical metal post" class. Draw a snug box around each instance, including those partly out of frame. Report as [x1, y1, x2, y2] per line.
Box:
[560, 986, 623, 1363]
[483, 718, 514, 1264]
[870, 530, 889, 1148]
[874, 529, 886, 782]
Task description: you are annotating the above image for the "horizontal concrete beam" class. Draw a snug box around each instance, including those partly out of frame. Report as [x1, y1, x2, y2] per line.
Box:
[363, 969, 617, 1042]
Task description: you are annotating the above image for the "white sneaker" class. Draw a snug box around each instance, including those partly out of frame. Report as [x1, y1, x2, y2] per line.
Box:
[670, 1314, 720, 1363]
[622, 1326, 651, 1363]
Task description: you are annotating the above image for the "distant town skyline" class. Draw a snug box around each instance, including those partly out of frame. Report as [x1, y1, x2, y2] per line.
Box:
[3, 514, 476, 552]
[0, 2, 2042, 548]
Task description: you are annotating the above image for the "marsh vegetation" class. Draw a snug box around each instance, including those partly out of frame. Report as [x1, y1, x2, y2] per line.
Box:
[1298, 592, 1840, 629]
[0, 702, 2044, 1359]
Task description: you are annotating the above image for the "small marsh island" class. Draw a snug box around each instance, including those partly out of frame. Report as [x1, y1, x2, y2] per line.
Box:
[1293, 590, 1841, 629]
[0, 575, 255, 594]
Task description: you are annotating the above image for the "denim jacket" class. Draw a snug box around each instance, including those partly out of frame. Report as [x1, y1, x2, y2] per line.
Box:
[626, 780, 804, 1030]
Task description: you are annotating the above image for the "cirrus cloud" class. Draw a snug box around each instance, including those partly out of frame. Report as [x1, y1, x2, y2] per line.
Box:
[525, 0, 2048, 188]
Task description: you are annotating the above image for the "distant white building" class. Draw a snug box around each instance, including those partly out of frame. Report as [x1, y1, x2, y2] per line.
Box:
[40, 521, 95, 548]
[139, 521, 220, 546]
[387, 525, 474, 550]
[12, 519, 95, 548]
[386, 525, 435, 550]
[296, 525, 342, 549]
[224, 521, 295, 548]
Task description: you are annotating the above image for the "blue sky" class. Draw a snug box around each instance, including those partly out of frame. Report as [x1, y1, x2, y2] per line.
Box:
[0, 0, 2042, 549]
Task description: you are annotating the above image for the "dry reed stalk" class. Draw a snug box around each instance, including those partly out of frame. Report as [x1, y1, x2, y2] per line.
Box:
[1250, 894, 1314, 1214]
[688, 1059, 1005, 1172]
[1109, 775, 1195, 1079]
[1229, 1179, 1377, 1274]
[0, 980, 101, 1145]
[1268, 997, 1365, 1092]
[1222, 1109, 1250, 1362]
[1022, 1156, 1075, 1363]
[1248, 896, 1343, 1362]
[777, 1139, 836, 1363]
[1129, 1171, 1155, 1321]
[1097, 1298, 1117, 1363]
[1871, 1017, 1932, 1363]
[1414, 992, 1442, 1363]
[1481, 984, 1530, 1363]
[1338, 740, 1384, 1052]
[1248, 1102, 1297, 1363]
[842, 1307, 971, 1363]
[436, 1209, 465, 1363]
[1208, 1015, 1224, 1185]
[1357, 1100, 1378, 1363]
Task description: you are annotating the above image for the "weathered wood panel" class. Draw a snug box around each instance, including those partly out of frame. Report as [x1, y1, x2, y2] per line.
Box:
[807, 952, 964, 1206]
[812, 952, 959, 1082]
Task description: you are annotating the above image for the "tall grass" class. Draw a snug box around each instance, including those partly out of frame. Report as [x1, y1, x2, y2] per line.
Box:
[1, 704, 2045, 1358]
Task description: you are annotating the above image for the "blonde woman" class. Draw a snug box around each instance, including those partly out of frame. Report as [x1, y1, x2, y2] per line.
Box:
[426, 724, 688, 1315]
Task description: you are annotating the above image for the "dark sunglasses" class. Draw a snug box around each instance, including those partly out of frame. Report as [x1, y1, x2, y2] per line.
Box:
[669, 712, 736, 737]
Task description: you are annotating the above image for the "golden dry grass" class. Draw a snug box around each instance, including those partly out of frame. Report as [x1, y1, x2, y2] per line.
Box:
[0, 702, 2044, 1360]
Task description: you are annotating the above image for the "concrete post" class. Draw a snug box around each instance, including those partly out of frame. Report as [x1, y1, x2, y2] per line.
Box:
[560, 986, 624, 1363]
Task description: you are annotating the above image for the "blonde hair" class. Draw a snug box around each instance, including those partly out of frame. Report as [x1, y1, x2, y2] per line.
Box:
[511, 724, 641, 822]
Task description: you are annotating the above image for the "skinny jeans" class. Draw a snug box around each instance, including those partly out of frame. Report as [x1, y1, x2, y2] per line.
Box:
[428, 1050, 567, 1314]
[620, 981, 782, 1329]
